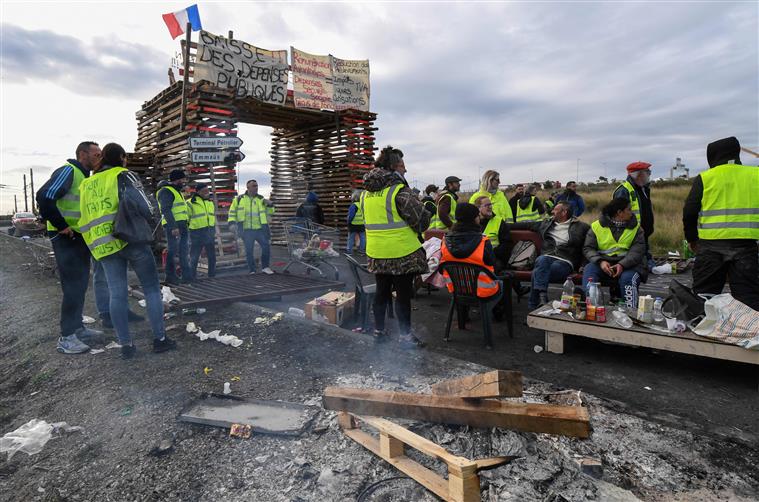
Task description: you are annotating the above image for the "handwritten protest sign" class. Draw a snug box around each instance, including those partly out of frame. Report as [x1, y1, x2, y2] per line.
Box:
[331, 57, 370, 111]
[291, 47, 334, 110]
[195, 30, 288, 104]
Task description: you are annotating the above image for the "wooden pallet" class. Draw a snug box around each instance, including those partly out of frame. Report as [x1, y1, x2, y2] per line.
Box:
[338, 413, 513, 502]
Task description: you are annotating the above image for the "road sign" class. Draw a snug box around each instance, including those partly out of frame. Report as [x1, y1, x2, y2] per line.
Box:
[189, 137, 244, 149]
[191, 151, 246, 164]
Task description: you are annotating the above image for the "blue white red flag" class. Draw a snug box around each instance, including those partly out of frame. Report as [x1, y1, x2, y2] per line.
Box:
[162, 4, 202, 39]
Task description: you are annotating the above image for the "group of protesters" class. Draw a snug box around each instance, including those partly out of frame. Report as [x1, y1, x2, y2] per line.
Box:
[37, 135, 757, 357]
[359, 136, 758, 348]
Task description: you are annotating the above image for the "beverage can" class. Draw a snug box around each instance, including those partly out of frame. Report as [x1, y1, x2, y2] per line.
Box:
[586, 303, 596, 322]
[596, 306, 606, 323]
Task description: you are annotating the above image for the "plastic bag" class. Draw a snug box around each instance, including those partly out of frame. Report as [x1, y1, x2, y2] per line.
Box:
[0, 419, 83, 460]
[691, 294, 759, 349]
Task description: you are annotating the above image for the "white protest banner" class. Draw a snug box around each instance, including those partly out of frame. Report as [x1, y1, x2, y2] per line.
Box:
[195, 30, 289, 104]
[291, 47, 334, 110]
[331, 57, 370, 111]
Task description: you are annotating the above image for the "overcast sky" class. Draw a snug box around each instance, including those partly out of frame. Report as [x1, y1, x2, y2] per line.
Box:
[1, 1, 757, 213]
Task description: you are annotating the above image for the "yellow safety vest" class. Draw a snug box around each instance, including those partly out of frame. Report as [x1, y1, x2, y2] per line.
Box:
[78, 167, 128, 260]
[469, 190, 514, 222]
[188, 196, 216, 230]
[228, 194, 274, 230]
[698, 164, 759, 240]
[482, 216, 503, 248]
[47, 162, 85, 232]
[430, 192, 457, 230]
[515, 196, 541, 222]
[616, 180, 641, 229]
[350, 202, 364, 225]
[591, 220, 636, 257]
[157, 185, 189, 226]
[360, 184, 422, 259]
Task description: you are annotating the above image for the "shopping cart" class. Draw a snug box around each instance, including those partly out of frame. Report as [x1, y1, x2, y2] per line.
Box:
[281, 217, 341, 280]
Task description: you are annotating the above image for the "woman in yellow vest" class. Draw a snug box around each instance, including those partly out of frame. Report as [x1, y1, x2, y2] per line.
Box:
[78, 143, 176, 359]
[469, 170, 514, 222]
[187, 183, 217, 280]
[346, 189, 365, 254]
[582, 198, 646, 310]
[361, 146, 431, 348]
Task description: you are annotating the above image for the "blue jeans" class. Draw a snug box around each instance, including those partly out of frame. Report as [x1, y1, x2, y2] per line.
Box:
[582, 261, 641, 310]
[99, 244, 165, 346]
[529, 255, 574, 309]
[164, 223, 189, 281]
[51, 233, 91, 337]
[347, 230, 366, 254]
[189, 228, 216, 279]
[92, 258, 110, 315]
[241, 227, 270, 272]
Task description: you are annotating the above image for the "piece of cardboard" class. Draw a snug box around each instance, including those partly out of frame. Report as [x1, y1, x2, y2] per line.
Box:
[305, 291, 355, 326]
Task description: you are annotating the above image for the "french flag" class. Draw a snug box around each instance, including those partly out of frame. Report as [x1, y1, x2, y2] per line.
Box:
[162, 4, 202, 39]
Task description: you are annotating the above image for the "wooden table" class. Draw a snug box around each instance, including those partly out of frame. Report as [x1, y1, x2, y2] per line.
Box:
[527, 308, 759, 368]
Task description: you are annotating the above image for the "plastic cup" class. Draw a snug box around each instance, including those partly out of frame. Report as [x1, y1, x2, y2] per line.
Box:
[665, 317, 678, 332]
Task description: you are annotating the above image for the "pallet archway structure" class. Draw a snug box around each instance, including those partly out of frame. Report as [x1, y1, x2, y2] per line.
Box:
[129, 80, 377, 270]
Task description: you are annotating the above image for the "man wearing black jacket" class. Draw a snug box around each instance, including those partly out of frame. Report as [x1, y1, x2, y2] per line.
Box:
[37, 142, 105, 354]
[614, 162, 654, 266]
[512, 201, 590, 309]
[683, 137, 759, 310]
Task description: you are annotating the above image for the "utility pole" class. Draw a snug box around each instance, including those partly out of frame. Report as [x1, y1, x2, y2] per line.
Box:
[29, 168, 35, 214]
[23, 174, 28, 212]
[14, 195, 18, 213]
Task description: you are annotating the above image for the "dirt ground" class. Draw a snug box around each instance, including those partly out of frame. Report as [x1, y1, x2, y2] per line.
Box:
[1, 234, 758, 502]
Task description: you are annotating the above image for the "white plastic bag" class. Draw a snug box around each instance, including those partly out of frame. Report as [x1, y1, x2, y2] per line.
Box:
[0, 419, 82, 460]
[692, 293, 759, 349]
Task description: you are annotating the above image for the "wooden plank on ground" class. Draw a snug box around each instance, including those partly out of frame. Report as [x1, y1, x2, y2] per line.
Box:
[431, 370, 523, 398]
[323, 387, 590, 438]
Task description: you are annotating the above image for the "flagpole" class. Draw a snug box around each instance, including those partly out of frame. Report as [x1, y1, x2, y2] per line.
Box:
[179, 22, 192, 130]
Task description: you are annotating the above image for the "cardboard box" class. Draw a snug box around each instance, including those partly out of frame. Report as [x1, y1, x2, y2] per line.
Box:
[305, 291, 355, 326]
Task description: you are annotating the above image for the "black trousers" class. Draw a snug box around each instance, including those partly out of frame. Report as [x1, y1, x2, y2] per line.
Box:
[51, 233, 91, 337]
[374, 273, 414, 334]
[692, 240, 759, 311]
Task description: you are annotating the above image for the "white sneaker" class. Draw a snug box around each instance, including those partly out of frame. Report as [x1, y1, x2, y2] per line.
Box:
[261, 267, 274, 275]
[249, 271, 257, 275]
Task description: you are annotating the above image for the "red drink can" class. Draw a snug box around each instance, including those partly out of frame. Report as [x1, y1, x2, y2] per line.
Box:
[596, 306, 606, 323]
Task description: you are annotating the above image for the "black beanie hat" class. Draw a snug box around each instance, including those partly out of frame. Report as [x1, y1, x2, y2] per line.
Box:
[706, 137, 741, 168]
[194, 183, 208, 191]
[169, 169, 187, 181]
[455, 202, 479, 224]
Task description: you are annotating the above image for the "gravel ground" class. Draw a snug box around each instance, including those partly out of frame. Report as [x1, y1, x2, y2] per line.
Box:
[0, 234, 757, 502]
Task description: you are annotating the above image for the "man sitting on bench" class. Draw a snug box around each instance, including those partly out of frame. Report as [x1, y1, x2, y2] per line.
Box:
[583, 198, 646, 310]
[512, 201, 590, 309]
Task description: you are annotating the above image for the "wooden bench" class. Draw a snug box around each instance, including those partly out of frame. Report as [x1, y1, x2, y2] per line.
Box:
[526, 309, 759, 386]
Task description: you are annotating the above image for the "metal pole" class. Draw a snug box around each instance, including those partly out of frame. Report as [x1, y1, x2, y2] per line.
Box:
[23, 174, 28, 212]
[576, 158, 580, 182]
[29, 168, 35, 214]
[210, 151, 223, 257]
[179, 22, 192, 130]
[14, 194, 18, 213]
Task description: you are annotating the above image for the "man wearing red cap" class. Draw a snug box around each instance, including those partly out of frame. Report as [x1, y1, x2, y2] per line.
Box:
[614, 162, 654, 265]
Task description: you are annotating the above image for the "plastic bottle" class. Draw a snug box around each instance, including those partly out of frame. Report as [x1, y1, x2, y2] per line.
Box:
[560, 277, 574, 311]
[612, 310, 633, 328]
[653, 297, 664, 322]
[182, 307, 206, 315]
[588, 280, 601, 307]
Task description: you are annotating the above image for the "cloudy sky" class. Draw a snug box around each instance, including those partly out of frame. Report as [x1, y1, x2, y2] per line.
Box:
[1, 1, 757, 213]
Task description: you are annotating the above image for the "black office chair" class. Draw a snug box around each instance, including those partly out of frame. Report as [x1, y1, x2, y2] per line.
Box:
[438, 262, 513, 348]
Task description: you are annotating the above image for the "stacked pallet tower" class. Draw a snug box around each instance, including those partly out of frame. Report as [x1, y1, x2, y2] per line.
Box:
[130, 45, 377, 269]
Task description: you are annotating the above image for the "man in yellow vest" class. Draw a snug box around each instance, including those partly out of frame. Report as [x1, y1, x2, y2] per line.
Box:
[583, 198, 646, 310]
[362, 145, 430, 348]
[36, 141, 105, 354]
[347, 189, 365, 255]
[187, 183, 216, 281]
[228, 179, 276, 274]
[430, 176, 461, 230]
[514, 183, 546, 222]
[683, 137, 759, 310]
[614, 161, 654, 268]
[157, 169, 190, 284]
[78, 143, 176, 359]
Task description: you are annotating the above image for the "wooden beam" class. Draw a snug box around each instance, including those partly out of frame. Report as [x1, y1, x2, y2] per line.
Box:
[431, 370, 523, 398]
[323, 387, 590, 438]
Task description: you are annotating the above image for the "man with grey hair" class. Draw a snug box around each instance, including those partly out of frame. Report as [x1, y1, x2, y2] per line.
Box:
[512, 201, 590, 309]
